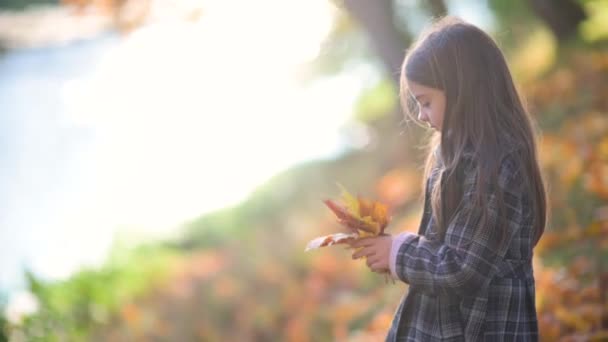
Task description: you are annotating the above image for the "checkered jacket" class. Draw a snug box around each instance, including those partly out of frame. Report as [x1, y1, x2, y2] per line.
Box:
[386, 146, 539, 341]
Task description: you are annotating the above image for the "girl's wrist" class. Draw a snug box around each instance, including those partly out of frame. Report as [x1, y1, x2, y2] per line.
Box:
[389, 232, 417, 279]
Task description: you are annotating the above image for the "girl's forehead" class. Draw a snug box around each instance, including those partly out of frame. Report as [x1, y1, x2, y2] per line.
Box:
[407, 79, 434, 97]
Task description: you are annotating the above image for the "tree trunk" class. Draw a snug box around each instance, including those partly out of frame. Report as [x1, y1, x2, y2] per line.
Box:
[526, 0, 587, 41]
[342, 0, 409, 86]
[425, 0, 448, 18]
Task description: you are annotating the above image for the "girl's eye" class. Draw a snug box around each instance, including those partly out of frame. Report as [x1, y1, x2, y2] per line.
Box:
[422, 102, 430, 109]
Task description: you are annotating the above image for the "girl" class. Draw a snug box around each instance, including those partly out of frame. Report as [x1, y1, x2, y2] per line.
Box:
[348, 16, 547, 341]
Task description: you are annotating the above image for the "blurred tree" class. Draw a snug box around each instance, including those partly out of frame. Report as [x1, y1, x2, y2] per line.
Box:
[0, 315, 6, 342]
[341, 0, 409, 85]
[312, 0, 449, 124]
[424, 0, 447, 18]
[526, 0, 587, 41]
[0, 0, 56, 10]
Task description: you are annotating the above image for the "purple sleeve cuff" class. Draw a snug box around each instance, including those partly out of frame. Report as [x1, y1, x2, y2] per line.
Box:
[389, 232, 417, 280]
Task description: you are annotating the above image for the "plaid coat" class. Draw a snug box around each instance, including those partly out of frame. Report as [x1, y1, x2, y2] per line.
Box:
[386, 145, 539, 341]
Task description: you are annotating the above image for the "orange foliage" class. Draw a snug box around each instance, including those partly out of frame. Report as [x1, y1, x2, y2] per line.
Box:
[376, 168, 421, 209]
[525, 50, 608, 340]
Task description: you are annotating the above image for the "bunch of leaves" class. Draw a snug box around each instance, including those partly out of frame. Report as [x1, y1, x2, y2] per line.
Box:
[305, 183, 395, 285]
[305, 183, 391, 251]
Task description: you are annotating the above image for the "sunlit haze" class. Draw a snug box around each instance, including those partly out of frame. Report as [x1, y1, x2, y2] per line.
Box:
[1, 0, 374, 290]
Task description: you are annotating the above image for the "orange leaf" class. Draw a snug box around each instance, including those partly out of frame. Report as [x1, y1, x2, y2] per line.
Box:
[358, 196, 374, 217]
[372, 202, 389, 233]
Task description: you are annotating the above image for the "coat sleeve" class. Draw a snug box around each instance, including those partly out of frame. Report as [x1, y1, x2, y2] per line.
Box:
[391, 152, 526, 298]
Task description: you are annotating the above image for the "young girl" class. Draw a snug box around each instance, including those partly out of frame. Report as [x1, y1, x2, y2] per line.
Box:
[349, 16, 547, 341]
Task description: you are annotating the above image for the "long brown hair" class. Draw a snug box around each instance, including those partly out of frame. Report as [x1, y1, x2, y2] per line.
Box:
[399, 16, 547, 249]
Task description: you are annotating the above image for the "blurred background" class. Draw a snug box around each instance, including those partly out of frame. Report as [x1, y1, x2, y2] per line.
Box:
[0, 0, 607, 341]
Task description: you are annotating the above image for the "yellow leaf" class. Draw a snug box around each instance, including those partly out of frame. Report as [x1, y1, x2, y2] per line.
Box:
[337, 182, 360, 219]
[360, 216, 380, 235]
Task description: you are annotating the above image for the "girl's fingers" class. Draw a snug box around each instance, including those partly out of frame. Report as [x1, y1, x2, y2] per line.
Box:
[366, 255, 380, 266]
[368, 255, 386, 269]
[370, 262, 387, 273]
[350, 237, 376, 248]
[352, 249, 376, 260]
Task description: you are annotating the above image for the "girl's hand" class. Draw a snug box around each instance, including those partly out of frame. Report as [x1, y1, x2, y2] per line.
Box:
[349, 234, 392, 273]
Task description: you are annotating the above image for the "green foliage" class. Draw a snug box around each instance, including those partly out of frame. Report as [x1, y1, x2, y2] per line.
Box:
[0, 315, 7, 342]
[303, 7, 385, 85]
[179, 206, 246, 249]
[0, 0, 57, 10]
[354, 78, 397, 123]
[4, 243, 179, 340]
[580, 0, 608, 42]
[487, 0, 542, 49]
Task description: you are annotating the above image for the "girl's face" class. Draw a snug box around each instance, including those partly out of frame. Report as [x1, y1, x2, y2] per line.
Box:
[406, 79, 446, 131]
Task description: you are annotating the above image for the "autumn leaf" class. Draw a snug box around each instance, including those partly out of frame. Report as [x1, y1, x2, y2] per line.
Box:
[305, 232, 358, 251]
[337, 182, 360, 219]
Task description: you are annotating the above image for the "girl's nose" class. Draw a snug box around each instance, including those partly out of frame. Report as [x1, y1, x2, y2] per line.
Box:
[418, 111, 429, 124]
